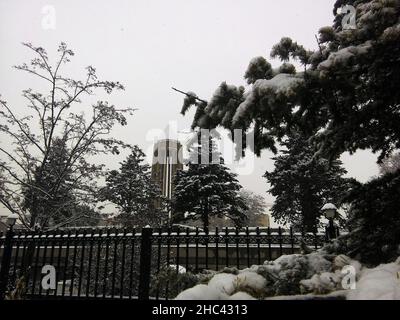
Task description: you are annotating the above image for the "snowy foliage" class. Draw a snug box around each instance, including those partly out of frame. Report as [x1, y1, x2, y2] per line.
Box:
[232, 74, 303, 127]
[244, 57, 274, 85]
[180, 0, 400, 161]
[176, 249, 400, 300]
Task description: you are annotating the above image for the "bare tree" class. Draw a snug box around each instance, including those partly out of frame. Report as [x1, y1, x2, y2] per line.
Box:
[0, 42, 134, 230]
[238, 190, 268, 227]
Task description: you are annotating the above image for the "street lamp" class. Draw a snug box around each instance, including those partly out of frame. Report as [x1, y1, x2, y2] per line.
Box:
[6, 213, 19, 228]
[321, 203, 338, 240]
[0, 213, 18, 231]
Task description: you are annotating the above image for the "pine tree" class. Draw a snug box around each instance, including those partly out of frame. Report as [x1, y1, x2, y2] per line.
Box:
[172, 136, 247, 232]
[264, 130, 352, 232]
[100, 146, 165, 227]
[342, 171, 400, 265]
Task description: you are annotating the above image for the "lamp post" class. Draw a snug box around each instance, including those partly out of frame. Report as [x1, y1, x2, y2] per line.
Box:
[321, 203, 338, 240]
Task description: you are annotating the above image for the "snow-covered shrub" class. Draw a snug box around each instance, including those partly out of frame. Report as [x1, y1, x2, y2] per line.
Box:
[207, 273, 237, 296]
[256, 251, 333, 296]
[175, 250, 400, 300]
[233, 271, 267, 298]
[175, 284, 225, 300]
[175, 273, 234, 300]
[228, 292, 257, 300]
[175, 270, 269, 300]
[299, 254, 362, 295]
[300, 272, 342, 294]
[150, 267, 213, 299]
[176, 250, 335, 299]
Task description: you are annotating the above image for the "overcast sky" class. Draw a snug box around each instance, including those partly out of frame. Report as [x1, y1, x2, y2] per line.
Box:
[0, 0, 380, 205]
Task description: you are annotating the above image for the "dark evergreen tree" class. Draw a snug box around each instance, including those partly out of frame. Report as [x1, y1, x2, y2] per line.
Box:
[172, 136, 247, 232]
[264, 130, 352, 232]
[100, 146, 165, 227]
[342, 170, 400, 265]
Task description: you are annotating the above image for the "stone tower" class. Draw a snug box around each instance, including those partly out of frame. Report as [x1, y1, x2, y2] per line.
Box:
[151, 139, 183, 207]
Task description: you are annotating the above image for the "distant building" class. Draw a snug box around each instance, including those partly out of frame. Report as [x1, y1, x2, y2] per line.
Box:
[151, 139, 183, 214]
[0, 220, 7, 233]
[257, 213, 270, 227]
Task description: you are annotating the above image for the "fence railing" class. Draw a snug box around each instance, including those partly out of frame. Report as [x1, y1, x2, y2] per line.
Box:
[0, 226, 329, 300]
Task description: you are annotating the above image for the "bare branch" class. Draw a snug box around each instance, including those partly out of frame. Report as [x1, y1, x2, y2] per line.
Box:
[172, 87, 208, 104]
[0, 100, 46, 154]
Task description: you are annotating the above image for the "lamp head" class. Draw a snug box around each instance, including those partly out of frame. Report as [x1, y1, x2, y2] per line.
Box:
[321, 203, 338, 219]
[6, 213, 19, 226]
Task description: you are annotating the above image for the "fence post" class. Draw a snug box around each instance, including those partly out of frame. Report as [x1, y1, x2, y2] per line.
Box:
[138, 227, 152, 300]
[0, 226, 14, 300]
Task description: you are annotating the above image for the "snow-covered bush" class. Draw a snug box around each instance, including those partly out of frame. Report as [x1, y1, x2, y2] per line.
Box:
[256, 251, 334, 296]
[176, 250, 335, 299]
[150, 267, 214, 299]
[175, 250, 400, 300]
[175, 270, 266, 300]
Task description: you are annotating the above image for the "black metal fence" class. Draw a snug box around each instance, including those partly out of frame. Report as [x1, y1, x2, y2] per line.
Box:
[0, 226, 328, 300]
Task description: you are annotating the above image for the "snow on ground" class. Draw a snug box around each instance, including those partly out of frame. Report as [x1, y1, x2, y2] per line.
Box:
[347, 257, 400, 300]
[228, 292, 256, 300]
[175, 284, 226, 300]
[207, 273, 237, 296]
[175, 250, 400, 300]
[236, 271, 267, 293]
[175, 271, 267, 300]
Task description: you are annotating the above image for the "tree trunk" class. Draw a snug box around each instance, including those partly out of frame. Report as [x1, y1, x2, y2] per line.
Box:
[202, 198, 210, 234]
